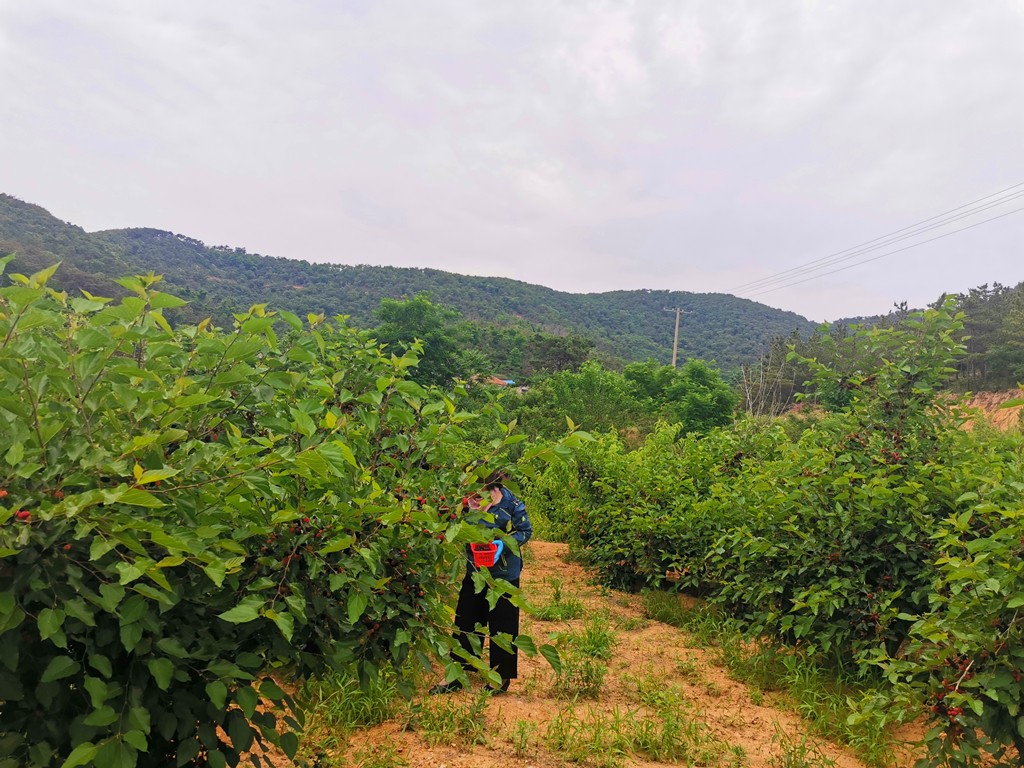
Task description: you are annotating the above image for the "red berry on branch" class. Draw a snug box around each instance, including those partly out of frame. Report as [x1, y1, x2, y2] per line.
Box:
[15, 510, 31, 521]
[63, 544, 72, 551]
[0, 489, 7, 498]
[302, 517, 311, 524]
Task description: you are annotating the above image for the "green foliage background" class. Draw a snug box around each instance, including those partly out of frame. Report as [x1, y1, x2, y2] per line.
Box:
[0, 259, 570, 767]
[525, 301, 1024, 767]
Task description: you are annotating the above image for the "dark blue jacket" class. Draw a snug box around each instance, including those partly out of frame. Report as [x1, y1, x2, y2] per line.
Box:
[466, 487, 532, 582]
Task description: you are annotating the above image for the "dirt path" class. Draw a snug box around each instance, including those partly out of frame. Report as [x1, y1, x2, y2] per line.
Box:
[340, 541, 900, 768]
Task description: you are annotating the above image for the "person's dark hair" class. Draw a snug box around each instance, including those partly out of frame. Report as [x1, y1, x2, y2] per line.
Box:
[483, 469, 508, 490]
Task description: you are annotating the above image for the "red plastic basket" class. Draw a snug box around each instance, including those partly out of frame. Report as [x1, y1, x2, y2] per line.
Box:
[470, 540, 504, 568]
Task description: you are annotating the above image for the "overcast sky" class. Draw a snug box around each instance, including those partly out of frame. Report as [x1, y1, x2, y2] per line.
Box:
[2, 1, 1023, 321]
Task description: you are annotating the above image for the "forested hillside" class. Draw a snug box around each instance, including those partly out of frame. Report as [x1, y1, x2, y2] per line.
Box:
[0, 193, 817, 370]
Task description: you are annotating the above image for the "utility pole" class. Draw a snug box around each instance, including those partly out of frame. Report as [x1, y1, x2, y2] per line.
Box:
[664, 307, 690, 368]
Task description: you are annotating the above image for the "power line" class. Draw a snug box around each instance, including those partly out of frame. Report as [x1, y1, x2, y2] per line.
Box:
[730, 180, 1024, 293]
[737, 188, 1024, 294]
[733, 190, 1024, 296]
[743, 203, 1024, 298]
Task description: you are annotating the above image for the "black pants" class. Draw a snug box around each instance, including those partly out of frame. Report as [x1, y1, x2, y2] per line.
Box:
[454, 572, 520, 679]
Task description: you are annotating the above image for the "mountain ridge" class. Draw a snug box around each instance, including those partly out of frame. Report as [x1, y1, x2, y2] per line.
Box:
[0, 193, 819, 369]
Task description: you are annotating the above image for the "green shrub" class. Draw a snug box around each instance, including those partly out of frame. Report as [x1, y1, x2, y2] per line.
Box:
[0, 262, 547, 767]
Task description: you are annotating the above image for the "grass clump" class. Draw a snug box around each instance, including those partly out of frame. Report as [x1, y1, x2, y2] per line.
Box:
[561, 613, 617, 659]
[769, 724, 837, 768]
[349, 743, 408, 768]
[402, 690, 489, 747]
[535, 576, 585, 621]
[508, 719, 537, 759]
[642, 590, 723, 645]
[546, 702, 733, 767]
[298, 668, 402, 763]
[553, 651, 608, 699]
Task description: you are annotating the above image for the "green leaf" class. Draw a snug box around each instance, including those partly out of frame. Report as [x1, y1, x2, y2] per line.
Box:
[84, 705, 118, 726]
[136, 468, 180, 485]
[122, 731, 148, 752]
[149, 292, 188, 310]
[280, 732, 299, 760]
[173, 393, 218, 408]
[271, 610, 294, 641]
[217, 595, 264, 624]
[118, 593, 147, 626]
[227, 711, 255, 753]
[259, 678, 286, 702]
[116, 488, 165, 508]
[235, 685, 259, 718]
[59, 742, 98, 768]
[89, 654, 113, 678]
[83, 676, 108, 707]
[284, 593, 306, 623]
[291, 408, 316, 438]
[4, 442, 24, 466]
[514, 634, 537, 656]
[202, 560, 227, 588]
[94, 739, 135, 768]
[279, 310, 303, 331]
[41, 656, 80, 682]
[155, 637, 189, 658]
[347, 592, 368, 625]
[539, 644, 561, 674]
[97, 583, 126, 613]
[90, 538, 115, 562]
[29, 262, 61, 287]
[38, 608, 66, 640]
[318, 534, 355, 555]
[206, 680, 228, 710]
[148, 658, 174, 690]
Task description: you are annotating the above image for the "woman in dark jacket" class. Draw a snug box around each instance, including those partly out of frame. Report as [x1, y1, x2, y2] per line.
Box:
[431, 473, 533, 695]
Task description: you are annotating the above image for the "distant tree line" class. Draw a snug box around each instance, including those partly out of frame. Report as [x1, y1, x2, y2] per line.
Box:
[0, 193, 817, 371]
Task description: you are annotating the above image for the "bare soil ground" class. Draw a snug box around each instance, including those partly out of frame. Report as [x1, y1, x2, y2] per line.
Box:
[337, 541, 912, 768]
[963, 390, 1023, 431]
